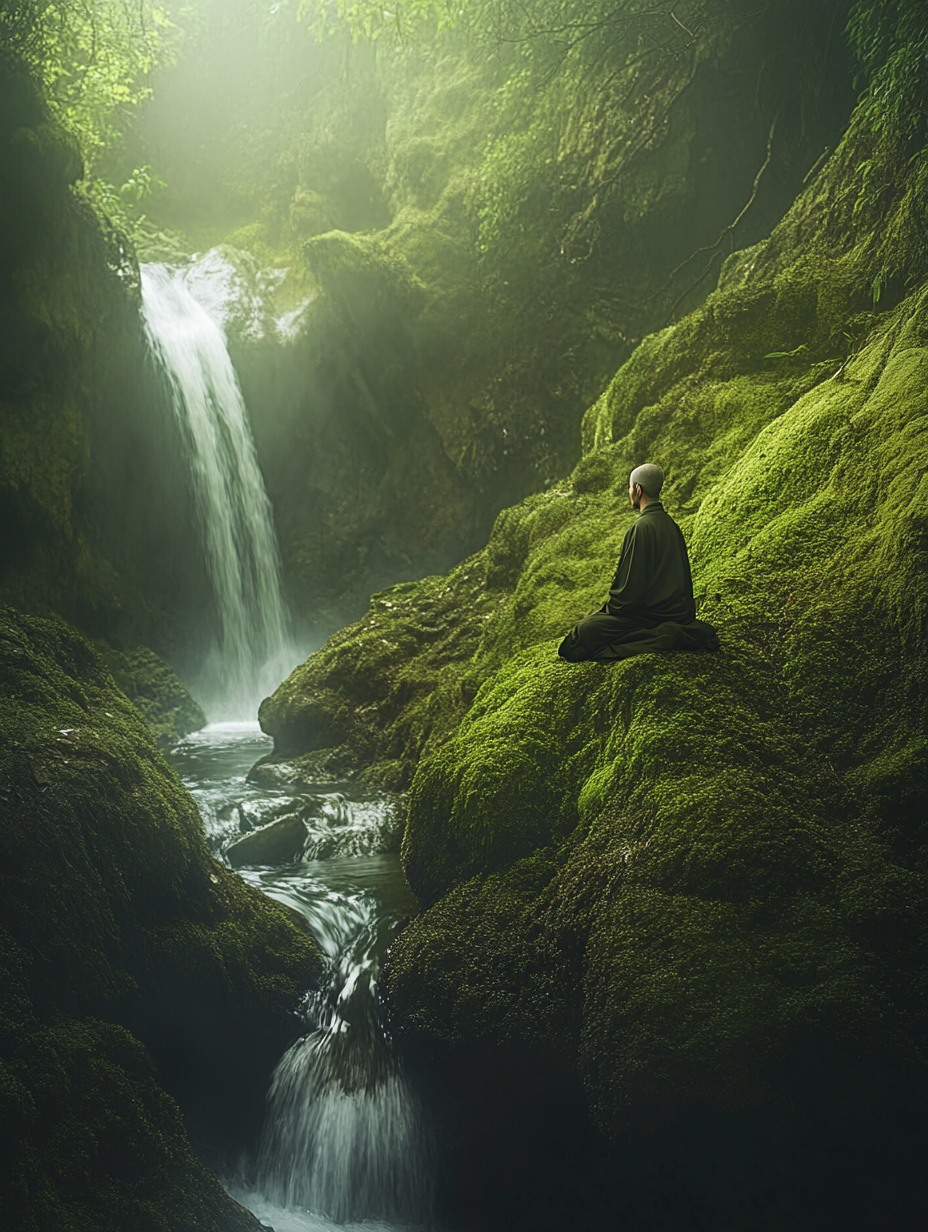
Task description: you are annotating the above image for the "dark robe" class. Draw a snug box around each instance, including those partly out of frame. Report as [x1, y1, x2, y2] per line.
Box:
[558, 500, 719, 662]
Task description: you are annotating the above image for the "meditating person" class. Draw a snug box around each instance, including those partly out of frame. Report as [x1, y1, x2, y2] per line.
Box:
[557, 462, 720, 662]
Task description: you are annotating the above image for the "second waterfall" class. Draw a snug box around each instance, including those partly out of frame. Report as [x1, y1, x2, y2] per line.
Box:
[140, 256, 294, 718]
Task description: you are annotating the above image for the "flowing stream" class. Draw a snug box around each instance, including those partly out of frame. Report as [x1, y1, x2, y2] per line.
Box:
[140, 256, 295, 719]
[168, 724, 436, 1232]
[148, 260, 438, 1228]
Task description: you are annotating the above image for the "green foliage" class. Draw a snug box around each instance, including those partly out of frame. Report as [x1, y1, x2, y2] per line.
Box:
[80, 162, 168, 244]
[847, 0, 928, 134]
[299, 0, 464, 42]
[299, 0, 708, 53]
[0, 0, 180, 172]
[300, 1, 709, 264]
[843, 1, 928, 280]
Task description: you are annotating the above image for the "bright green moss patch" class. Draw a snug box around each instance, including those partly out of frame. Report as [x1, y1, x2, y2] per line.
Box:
[403, 646, 600, 903]
[259, 559, 500, 789]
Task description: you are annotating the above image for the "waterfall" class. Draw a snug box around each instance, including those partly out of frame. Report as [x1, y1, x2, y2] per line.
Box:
[251, 883, 434, 1228]
[140, 258, 293, 719]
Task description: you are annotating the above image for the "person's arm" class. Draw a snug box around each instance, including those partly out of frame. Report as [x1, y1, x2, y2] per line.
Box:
[608, 523, 648, 613]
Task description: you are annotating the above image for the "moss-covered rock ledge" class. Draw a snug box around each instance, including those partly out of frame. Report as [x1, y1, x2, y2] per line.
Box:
[0, 608, 321, 1231]
[259, 21, 928, 1221]
[100, 643, 206, 747]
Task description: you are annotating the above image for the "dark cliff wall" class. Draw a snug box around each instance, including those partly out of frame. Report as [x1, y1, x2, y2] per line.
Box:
[0, 66, 216, 691]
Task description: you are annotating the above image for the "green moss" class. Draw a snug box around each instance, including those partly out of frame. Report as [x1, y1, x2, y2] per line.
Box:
[392, 636, 923, 1135]
[259, 560, 499, 787]
[98, 644, 205, 748]
[0, 939, 261, 1231]
[0, 608, 321, 1224]
[258, 80, 928, 1167]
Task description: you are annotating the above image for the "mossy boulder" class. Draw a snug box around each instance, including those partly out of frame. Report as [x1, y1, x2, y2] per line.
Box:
[100, 645, 206, 747]
[0, 973, 261, 1232]
[260, 61, 928, 1221]
[0, 608, 321, 1227]
[259, 567, 498, 788]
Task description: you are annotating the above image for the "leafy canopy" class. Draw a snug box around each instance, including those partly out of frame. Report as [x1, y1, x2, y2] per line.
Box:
[297, 0, 707, 51]
[0, 0, 180, 171]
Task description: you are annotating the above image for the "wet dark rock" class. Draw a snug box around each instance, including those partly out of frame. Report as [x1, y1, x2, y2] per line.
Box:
[0, 608, 321, 1228]
[248, 744, 363, 791]
[225, 813, 308, 868]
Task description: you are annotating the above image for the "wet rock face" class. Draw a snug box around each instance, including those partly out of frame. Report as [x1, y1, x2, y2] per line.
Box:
[0, 608, 320, 1226]
[227, 813, 312, 867]
[235, 232, 479, 636]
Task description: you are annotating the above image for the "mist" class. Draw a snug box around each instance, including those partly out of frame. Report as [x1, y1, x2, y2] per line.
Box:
[2, 3, 927, 1230]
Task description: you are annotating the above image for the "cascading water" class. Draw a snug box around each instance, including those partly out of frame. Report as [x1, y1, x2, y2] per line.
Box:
[140, 257, 293, 719]
[253, 881, 434, 1226]
[169, 725, 436, 1232]
[147, 252, 435, 1228]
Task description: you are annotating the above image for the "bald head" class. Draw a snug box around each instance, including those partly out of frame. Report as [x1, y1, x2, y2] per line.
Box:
[629, 463, 664, 499]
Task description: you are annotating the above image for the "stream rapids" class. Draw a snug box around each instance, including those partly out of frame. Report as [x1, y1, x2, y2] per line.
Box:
[168, 723, 436, 1232]
[152, 253, 439, 1230]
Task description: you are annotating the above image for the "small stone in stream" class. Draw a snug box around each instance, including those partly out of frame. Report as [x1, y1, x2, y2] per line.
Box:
[225, 813, 308, 868]
[235, 795, 322, 834]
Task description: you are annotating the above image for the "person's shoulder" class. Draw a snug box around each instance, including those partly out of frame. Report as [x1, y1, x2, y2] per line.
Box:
[651, 505, 681, 527]
[640, 505, 684, 538]
[640, 504, 673, 526]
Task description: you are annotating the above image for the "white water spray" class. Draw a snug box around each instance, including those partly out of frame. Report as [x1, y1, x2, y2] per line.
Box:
[140, 258, 294, 718]
[251, 883, 434, 1227]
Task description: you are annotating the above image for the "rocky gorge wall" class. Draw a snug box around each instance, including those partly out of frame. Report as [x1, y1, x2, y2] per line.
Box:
[125, 0, 857, 635]
[0, 64, 216, 738]
[2, 1, 926, 1226]
[258, 10, 928, 1224]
